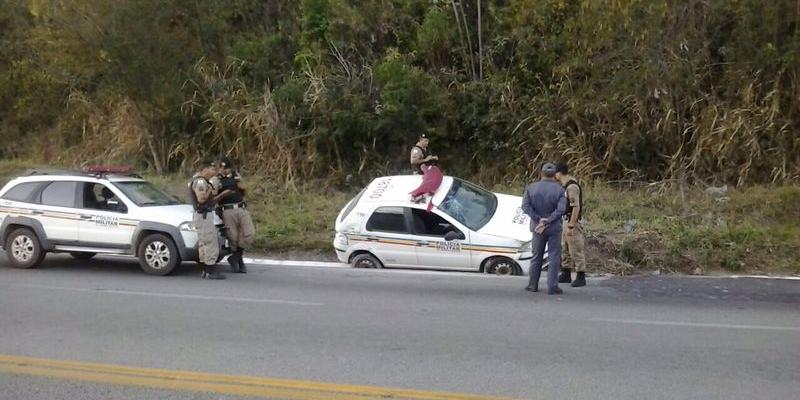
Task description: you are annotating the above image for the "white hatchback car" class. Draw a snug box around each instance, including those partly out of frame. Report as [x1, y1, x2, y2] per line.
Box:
[334, 175, 538, 276]
[0, 169, 228, 275]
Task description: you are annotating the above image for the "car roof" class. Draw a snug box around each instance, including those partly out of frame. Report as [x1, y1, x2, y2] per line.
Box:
[9, 173, 146, 184]
[357, 175, 454, 205]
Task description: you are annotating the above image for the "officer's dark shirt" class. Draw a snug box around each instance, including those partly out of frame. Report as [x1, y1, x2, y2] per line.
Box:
[218, 172, 244, 205]
[521, 179, 567, 232]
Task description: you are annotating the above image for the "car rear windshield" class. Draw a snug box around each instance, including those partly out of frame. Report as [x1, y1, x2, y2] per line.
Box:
[114, 181, 181, 207]
[0, 182, 46, 203]
[339, 188, 366, 222]
[438, 179, 497, 231]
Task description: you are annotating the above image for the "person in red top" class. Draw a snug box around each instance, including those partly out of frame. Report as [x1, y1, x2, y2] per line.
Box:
[409, 162, 444, 211]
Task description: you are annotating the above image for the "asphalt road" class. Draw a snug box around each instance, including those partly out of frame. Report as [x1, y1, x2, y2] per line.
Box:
[0, 254, 798, 400]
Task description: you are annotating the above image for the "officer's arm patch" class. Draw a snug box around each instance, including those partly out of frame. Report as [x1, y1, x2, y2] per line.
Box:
[410, 148, 423, 163]
[566, 184, 580, 207]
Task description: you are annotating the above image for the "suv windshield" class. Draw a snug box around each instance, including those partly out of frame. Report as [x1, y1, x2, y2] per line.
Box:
[438, 179, 497, 231]
[114, 181, 181, 207]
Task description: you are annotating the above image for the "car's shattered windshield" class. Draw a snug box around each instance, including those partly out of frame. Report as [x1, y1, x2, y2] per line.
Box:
[438, 179, 497, 231]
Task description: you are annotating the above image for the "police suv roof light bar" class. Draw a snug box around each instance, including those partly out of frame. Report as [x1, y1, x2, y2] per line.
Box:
[80, 165, 138, 178]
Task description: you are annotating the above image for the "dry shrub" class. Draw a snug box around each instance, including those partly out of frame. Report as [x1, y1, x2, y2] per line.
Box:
[49, 91, 169, 172]
[181, 59, 308, 187]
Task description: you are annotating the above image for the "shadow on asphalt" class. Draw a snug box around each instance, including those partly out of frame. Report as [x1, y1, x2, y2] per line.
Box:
[0, 252, 206, 277]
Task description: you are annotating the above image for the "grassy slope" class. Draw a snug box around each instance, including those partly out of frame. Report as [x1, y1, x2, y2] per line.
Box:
[2, 160, 798, 275]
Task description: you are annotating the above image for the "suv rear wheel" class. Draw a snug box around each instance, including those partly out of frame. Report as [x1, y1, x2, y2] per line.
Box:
[137, 233, 179, 275]
[5, 227, 45, 269]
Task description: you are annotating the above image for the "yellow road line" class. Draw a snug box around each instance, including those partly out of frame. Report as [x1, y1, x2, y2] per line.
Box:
[0, 354, 515, 400]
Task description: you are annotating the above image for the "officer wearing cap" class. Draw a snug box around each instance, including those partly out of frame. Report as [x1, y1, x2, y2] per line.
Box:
[521, 162, 567, 294]
[189, 159, 231, 280]
[216, 156, 256, 273]
[409, 134, 438, 175]
[555, 162, 587, 287]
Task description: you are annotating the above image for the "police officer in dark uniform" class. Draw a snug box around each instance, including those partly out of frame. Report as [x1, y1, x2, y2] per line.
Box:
[409, 134, 438, 174]
[216, 156, 256, 273]
[521, 163, 567, 294]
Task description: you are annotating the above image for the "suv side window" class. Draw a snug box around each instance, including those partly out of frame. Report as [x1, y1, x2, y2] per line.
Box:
[41, 181, 79, 208]
[1, 182, 45, 203]
[366, 207, 408, 234]
[411, 209, 462, 237]
[80, 182, 127, 213]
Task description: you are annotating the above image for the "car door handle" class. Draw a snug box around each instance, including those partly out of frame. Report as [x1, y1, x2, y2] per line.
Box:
[417, 241, 429, 246]
[79, 215, 93, 220]
[31, 210, 44, 215]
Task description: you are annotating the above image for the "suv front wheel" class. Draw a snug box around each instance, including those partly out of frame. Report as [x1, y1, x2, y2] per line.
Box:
[5, 227, 46, 269]
[137, 233, 179, 275]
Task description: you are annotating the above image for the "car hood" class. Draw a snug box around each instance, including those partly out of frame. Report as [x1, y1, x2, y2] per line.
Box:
[476, 193, 531, 242]
[136, 204, 197, 225]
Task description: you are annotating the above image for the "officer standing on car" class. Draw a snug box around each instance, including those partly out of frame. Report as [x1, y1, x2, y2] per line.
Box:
[189, 159, 231, 280]
[555, 162, 587, 287]
[521, 162, 567, 294]
[409, 134, 438, 174]
[216, 156, 256, 273]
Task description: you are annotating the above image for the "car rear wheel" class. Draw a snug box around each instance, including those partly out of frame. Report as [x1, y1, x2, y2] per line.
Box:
[70, 252, 96, 260]
[5, 227, 45, 269]
[137, 233, 179, 275]
[351, 253, 383, 269]
[486, 257, 522, 276]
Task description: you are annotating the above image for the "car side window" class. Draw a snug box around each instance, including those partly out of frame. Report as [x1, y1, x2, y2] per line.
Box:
[366, 207, 408, 234]
[1, 182, 45, 203]
[40, 181, 79, 208]
[80, 182, 127, 213]
[411, 209, 462, 237]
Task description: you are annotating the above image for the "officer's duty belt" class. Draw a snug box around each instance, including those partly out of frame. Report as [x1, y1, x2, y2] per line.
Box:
[221, 202, 247, 210]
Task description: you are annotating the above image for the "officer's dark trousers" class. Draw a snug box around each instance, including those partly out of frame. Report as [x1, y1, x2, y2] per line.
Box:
[528, 226, 563, 291]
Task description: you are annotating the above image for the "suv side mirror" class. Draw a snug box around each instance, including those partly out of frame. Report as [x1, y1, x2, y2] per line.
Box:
[444, 231, 464, 241]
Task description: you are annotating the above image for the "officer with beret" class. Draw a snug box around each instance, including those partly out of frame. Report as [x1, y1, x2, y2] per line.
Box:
[215, 156, 256, 273]
[409, 134, 438, 175]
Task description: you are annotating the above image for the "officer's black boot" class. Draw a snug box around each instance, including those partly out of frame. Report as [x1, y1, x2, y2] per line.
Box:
[201, 264, 226, 280]
[227, 252, 241, 273]
[571, 271, 586, 287]
[236, 249, 246, 273]
[558, 268, 572, 283]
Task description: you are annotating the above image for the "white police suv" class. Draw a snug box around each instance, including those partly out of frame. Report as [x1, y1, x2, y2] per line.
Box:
[333, 175, 537, 276]
[0, 168, 227, 275]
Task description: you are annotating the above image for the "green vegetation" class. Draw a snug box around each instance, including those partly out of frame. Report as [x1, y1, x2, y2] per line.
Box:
[1, 0, 798, 184]
[1, 2, 798, 275]
[1, 159, 797, 275]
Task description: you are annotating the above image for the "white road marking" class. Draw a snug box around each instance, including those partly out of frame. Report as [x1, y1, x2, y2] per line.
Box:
[243, 258, 347, 269]
[591, 318, 800, 332]
[729, 275, 800, 281]
[0, 283, 323, 306]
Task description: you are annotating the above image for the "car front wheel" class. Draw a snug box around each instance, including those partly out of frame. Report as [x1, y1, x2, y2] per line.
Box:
[137, 234, 179, 275]
[5, 227, 45, 269]
[351, 253, 383, 269]
[485, 257, 522, 276]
